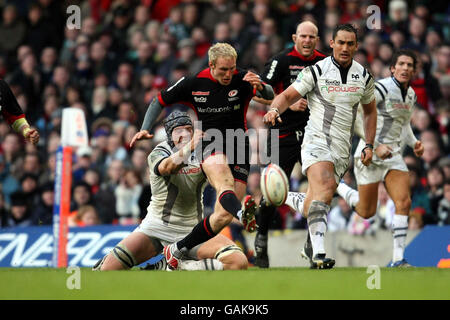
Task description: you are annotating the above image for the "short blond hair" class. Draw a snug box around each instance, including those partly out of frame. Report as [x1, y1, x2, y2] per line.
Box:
[208, 43, 237, 66]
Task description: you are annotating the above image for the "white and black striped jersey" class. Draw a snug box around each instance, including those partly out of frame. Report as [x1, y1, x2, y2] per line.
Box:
[354, 76, 417, 160]
[143, 141, 207, 233]
[291, 56, 375, 157]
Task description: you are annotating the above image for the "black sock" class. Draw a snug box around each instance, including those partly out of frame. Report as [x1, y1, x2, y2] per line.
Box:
[218, 190, 242, 218]
[256, 198, 277, 235]
[176, 215, 216, 250]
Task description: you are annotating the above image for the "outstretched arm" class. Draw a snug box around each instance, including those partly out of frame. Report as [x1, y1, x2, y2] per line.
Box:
[130, 98, 164, 147]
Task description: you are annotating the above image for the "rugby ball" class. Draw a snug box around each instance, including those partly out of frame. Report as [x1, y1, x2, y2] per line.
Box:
[260, 164, 289, 207]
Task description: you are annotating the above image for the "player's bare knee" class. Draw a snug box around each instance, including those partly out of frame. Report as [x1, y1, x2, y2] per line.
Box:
[211, 210, 234, 228]
[395, 197, 411, 214]
[229, 253, 248, 270]
[357, 206, 376, 219]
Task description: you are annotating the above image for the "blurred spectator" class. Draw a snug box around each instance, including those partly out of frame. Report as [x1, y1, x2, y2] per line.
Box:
[432, 44, 450, 80]
[405, 15, 427, 52]
[201, 0, 235, 35]
[387, 0, 408, 35]
[229, 11, 253, 56]
[39, 47, 58, 87]
[115, 169, 143, 225]
[176, 38, 204, 76]
[408, 208, 424, 230]
[70, 181, 96, 216]
[328, 197, 354, 232]
[5, 191, 33, 227]
[73, 146, 94, 183]
[0, 4, 27, 64]
[408, 164, 432, 218]
[95, 159, 123, 224]
[69, 204, 101, 227]
[0, 192, 8, 228]
[31, 182, 54, 225]
[24, 3, 56, 58]
[427, 166, 445, 214]
[22, 152, 42, 176]
[437, 179, 450, 225]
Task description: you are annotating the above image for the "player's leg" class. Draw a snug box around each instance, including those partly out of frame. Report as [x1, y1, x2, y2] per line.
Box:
[95, 232, 161, 270]
[303, 161, 336, 269]
[255, 134, 299, 268]
[384, 169, 412, 267]
[191, 234, 248, 270]
[164, 155, 248, 269]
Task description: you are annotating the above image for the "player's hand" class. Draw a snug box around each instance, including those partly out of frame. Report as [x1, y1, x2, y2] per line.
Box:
[130, 130, 153, 148]
[243, 71, 263, 91]
[414, 140, 424, 157]
[289, 98, 308, 112]
[263, 108, 282, 126]
[361, 146, 373, 166]
[24, 128, 39, 145]
[375, 144, 393, 160]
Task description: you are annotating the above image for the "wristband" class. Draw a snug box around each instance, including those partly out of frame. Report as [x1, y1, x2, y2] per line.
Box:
[364, 143, 374, 150]
[22, 126, 31, 137]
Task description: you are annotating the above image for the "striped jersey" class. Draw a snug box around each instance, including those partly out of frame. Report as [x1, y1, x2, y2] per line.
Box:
[261, 48, 326, 134]
[291, 56, 375, 157]
[143, 141, 207, 232]
[354, 76, 417, 160]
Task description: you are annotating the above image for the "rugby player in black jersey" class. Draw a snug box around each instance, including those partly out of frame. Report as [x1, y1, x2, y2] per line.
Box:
[253, 21, 325, 268]
[130, 43, 274, 269]
[0, 79, 39, 145]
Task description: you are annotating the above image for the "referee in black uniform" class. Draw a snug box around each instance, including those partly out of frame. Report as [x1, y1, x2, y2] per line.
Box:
[254, 21, 326, 268]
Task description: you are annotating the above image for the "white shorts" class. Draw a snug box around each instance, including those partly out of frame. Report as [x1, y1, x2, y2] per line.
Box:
[354, 154, 408, 185]
[301, 138, 350, 184]
[134, 217, 198, 258]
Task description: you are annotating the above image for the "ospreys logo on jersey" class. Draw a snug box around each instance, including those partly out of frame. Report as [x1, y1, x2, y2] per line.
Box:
[351, 74, 360, 80]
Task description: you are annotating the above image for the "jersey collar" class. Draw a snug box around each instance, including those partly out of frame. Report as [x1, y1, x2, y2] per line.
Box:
[331, 56, 352, 84]
[197, 68, 239, 83]
[391, 76, 409, 101]
[289, 47, 321, 61]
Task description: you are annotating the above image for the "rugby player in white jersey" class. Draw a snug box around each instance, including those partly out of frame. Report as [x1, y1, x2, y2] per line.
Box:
[93, 111, 248, 271]
[264, 24, 377, 269]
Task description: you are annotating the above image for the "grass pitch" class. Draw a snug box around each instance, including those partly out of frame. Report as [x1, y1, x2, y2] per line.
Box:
[1, 267, 448, 300]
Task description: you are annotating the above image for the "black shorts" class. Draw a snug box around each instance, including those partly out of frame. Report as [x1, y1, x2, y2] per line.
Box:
[267, 130, 303, 179]
[197, 134, 251, 184]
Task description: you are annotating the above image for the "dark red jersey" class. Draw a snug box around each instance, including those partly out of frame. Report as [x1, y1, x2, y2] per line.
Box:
[0, 79, 25, 125]
[261, 47, 326, 135]
[158, 68, 255, 134]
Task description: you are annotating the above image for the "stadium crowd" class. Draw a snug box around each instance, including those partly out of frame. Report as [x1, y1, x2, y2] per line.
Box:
[0, 0, 448, 235]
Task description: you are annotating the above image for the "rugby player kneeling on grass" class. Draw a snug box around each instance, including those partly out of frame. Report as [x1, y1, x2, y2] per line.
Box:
[93, 111, 248, 271]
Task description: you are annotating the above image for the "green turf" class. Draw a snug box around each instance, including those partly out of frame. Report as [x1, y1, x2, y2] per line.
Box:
[0, 267, 449, 300]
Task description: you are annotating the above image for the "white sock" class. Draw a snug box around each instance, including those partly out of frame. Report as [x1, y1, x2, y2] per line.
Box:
[392, 214, 408, 262]
[179, 259, 224, 271]
[307, 200, 330, 256]
[337, 182, 359, 208]
[285, 192, 306, 215]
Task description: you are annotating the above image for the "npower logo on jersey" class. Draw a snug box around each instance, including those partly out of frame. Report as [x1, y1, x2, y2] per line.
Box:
[320, 85, 360, 93]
